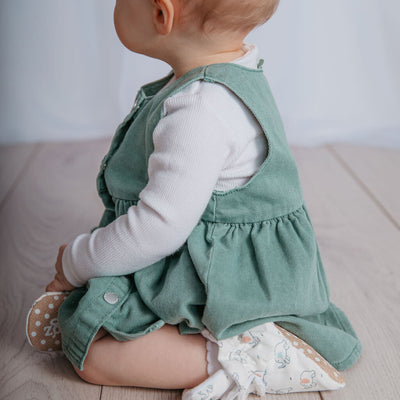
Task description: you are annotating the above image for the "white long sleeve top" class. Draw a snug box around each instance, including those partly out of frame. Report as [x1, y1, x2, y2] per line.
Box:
[62, 43, 268, 287]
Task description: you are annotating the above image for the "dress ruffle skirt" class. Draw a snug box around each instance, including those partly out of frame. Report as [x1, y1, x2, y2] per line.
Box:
[59, 205, 361, 372]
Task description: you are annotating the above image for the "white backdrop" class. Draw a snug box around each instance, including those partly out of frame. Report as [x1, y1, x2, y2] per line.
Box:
[1, 0, 399, 146]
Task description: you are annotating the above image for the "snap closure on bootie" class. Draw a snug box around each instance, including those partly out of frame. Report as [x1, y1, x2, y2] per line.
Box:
[26, 292, 70, 352]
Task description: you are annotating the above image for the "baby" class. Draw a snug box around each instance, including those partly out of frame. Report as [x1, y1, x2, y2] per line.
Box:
[26, 0, 361, 398]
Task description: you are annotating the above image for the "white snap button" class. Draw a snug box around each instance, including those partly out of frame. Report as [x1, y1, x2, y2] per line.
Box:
[104, 292, 119, 305]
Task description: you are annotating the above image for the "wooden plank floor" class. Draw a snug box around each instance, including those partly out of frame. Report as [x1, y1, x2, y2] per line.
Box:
[0, 140, 399, 400]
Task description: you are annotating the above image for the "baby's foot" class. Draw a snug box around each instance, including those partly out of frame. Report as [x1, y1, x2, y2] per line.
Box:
[185, 322, 346, 400]
[274, 324, 346, 389]
[26, 292, 69, 352]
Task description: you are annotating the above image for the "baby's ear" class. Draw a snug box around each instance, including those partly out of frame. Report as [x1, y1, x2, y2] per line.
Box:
[152, 0, 175, 35]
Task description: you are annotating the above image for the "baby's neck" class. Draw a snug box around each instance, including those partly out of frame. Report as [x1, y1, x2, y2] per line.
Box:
[158, 35, 246, 79]
[171, 46, 245, 79]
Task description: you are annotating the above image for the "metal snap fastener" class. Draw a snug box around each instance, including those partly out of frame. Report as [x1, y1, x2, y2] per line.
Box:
[103, 292, 119, 305]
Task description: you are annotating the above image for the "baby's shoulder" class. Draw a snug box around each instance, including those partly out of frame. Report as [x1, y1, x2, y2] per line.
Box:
[164, 79, 256, 128]
[168, 79, 238, 104]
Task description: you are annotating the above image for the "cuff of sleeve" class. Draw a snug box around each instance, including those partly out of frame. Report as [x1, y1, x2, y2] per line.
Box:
[61, 239, 87, 288]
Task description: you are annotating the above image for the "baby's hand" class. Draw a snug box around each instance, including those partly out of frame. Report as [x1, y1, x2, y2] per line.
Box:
[45, 244, 76, 292]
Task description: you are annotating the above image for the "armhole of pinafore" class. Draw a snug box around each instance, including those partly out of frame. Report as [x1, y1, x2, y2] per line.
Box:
[203, 75, 272, 198]
[147, 65, 273, 198]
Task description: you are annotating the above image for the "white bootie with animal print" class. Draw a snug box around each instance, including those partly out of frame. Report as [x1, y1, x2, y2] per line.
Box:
[26, 292, 70, 352]
[183, 322, 345, 400]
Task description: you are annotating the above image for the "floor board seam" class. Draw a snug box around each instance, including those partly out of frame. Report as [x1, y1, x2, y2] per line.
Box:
[328, 144, 400, 231]
[0, 143, 43, 213]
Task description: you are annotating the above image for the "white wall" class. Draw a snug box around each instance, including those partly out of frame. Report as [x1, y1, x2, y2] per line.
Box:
[1, 0, 399, 147]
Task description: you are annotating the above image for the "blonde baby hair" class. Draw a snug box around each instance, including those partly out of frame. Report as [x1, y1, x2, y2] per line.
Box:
[177, 0, 280, 35]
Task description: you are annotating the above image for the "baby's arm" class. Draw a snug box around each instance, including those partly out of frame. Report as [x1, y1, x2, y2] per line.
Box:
[61, 89, 234, 287]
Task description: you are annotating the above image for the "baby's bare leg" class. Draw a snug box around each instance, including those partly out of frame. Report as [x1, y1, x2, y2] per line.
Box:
[72, 324, 209, 389]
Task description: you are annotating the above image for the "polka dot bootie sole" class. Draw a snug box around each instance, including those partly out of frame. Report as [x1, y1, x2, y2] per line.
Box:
[26, 292, 70, 352]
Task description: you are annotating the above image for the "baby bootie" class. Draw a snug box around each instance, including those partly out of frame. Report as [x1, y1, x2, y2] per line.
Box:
[184, 322, 346, 400]
[26, 292, 70, 352]
[182, 369, 236, 400]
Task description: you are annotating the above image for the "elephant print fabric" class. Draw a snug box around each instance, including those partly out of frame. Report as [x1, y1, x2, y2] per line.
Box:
[274, 339, 290, 368]
[182, 322, 345, 400]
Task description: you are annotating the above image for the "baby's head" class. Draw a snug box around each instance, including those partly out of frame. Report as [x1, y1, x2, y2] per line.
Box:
[114, 0, 279, 76]
[177, 0, 280, 37]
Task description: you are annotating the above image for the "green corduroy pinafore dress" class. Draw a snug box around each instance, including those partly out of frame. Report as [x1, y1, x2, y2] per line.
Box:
[58, 61, 361, 371]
